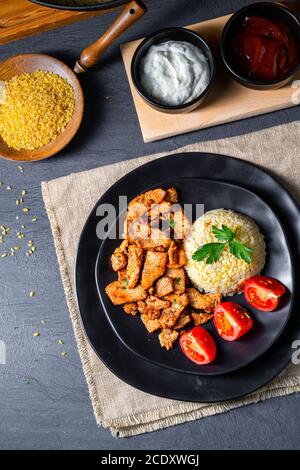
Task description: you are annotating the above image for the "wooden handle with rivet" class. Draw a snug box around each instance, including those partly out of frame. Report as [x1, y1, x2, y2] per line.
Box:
[74, 0, 147, 74]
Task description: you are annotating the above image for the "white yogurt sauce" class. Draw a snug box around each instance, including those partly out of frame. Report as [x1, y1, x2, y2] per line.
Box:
[140, 40, 210, 106]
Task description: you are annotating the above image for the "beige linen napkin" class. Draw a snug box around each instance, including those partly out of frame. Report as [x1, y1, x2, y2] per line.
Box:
[42, 122, 300, 437]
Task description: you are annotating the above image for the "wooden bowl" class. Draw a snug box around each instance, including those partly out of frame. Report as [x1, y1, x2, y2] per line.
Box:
[0, 54, 84, 162]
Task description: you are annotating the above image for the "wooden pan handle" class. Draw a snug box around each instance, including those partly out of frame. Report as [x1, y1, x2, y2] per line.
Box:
[74, 0, 147, 73]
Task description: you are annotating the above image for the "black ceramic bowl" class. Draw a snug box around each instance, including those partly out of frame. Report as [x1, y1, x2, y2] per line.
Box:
[221, 2, 300, 90]
[131, 27, 216, 114]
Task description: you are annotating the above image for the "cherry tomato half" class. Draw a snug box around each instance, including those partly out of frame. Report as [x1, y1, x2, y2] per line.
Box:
[244, 275, 286, 312]
[214, 302, 253, 341]
[179, 326, 217, 365]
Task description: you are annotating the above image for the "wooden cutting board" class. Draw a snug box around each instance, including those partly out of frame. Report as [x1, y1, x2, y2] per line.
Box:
[120, 14, 300, 143]
[0, 0, 117, 44]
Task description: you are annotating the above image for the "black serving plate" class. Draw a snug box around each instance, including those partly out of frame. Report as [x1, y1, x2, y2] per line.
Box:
[75, 152, 300, 402]
[96, 178, 293, 375]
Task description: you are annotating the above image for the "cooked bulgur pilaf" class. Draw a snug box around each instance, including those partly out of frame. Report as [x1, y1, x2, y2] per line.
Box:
[184, 209, 266, 296]
[0, 70, 75, 150]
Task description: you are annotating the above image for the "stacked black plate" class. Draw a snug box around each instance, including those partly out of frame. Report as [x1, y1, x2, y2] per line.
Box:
[75, 153, 300, 402]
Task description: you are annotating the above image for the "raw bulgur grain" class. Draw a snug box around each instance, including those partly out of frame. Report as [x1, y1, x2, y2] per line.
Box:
[0, 71, 75, 150]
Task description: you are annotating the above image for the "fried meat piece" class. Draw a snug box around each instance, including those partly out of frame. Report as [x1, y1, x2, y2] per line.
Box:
[148, 201, 172, 221]
[125, 244, 143, 288]
[141, 251, 168, 289]
[127, 189, 166, 226]
[167, 241, 178, 267]
[137, 228, 171, 251]
[164, 292, 189, 308]
[137, 296, 170, 318]
[167, 241, 187, 268]
[191, 312, 214, 326]
[123, 302, 138, 316]
[137, 300, 147, 314]
[164, 187, 179, 204]
[187, 288, 221, 312]
[166, 267, 185, 294]
[159, 308, 181, 329]
[141, 314, 162, 333]
[111, 246, 128, 272]
[174, 313, 191, 330]
[143, 188, 166, 206]
[105, 281, 147, 305]
[118, 270, 126, 283]
[159, 329, 179, 350]
[159, 293, 189, 328]
[145, 310, 161, 320]
[173, 209, 191, 239]
[155, 276, 174, 297]
[138, 301, 161, 320]
[127, 214, 150, 242]
[146, 295, 170, 310]
[138, 239, 171, 251]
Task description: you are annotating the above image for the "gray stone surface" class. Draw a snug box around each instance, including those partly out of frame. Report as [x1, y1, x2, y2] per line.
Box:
[0, 0, 299, 450]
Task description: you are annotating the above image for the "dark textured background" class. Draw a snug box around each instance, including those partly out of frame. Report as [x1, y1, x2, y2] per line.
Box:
[0, 0, 299, 450]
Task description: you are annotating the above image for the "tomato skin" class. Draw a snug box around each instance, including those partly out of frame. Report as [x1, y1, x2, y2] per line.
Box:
[179, 326, 217, 365]
[244, 275, 286, 312]
[214, 302, 253, 341]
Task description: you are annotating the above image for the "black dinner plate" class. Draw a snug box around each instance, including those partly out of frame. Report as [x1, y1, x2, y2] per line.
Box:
[96, 178, 294, 375]
[75, 152, 300, 402]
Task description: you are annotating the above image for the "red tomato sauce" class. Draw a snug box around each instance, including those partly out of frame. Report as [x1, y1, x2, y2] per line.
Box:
[231, 15, 299, 81]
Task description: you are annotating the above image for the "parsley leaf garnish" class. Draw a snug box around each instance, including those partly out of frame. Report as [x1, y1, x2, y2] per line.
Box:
[229, 239, 253, 264]
[169, 219, 175, 229]
[212, 224, 236, 242]
[192, 224, 253, 265]
[192, 243, 226, 264]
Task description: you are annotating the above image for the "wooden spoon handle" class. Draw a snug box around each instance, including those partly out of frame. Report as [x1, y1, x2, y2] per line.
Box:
[74, 0, 147, 73]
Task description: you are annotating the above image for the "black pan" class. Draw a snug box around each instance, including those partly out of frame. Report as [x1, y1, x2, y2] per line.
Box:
[31, 0, 129, 11]
[30, 1, 147, 73]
